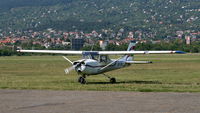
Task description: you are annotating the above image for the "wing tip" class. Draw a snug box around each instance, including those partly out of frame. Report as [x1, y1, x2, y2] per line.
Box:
[175, 51, 186, 54]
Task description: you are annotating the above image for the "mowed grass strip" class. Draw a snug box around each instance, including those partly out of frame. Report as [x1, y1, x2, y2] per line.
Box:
[0, 54, 200, 92]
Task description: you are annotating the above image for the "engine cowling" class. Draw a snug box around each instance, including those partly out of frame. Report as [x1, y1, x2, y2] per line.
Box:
[73, 60, 86, 73]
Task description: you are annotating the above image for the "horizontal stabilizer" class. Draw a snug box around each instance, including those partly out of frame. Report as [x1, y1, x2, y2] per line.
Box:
[126, 61, 153, 64]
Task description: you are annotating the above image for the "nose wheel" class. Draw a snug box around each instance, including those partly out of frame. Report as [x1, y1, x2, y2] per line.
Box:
[78, 76, 86, 84]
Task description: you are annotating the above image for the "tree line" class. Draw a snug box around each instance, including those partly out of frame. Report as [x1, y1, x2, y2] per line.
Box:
[104, 40, 200, 53]
[0, 40, 200, 56]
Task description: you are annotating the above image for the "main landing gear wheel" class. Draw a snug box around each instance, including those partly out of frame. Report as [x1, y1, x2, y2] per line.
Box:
[78, 76, 86, 84]
[110, 78, 116, 83]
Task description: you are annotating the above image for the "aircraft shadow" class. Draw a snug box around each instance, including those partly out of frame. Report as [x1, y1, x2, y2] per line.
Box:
[87, 80, 162, 85]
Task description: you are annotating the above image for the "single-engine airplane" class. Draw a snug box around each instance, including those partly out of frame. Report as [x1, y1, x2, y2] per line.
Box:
[17, 41, 185, 84]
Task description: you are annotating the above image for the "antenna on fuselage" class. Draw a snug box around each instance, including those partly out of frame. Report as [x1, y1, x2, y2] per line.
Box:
[90, 43, 94, 51]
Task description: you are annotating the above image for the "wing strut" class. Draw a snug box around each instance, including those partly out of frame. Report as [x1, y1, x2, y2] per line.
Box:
[100, 57, 122, 70]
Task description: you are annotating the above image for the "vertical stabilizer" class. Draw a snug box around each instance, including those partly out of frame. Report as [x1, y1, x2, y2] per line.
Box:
[127, 40, 137, 51]
[122, 40, 137, 61]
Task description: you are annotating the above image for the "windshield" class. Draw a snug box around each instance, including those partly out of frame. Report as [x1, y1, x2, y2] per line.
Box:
[82, 52, 99, 60]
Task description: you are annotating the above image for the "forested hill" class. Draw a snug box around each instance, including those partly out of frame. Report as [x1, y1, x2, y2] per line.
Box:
[0, 0, 200, 36]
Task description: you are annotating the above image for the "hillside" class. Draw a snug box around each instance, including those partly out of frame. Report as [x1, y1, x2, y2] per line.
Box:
[0, 0, 200, 37]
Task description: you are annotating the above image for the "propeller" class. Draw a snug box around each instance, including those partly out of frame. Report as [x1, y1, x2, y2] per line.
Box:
[64, 65, 76, 74]
[63, 56, 86, 74]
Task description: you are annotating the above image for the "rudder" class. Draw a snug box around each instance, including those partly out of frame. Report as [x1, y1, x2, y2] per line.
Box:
[127, 40, 137, 51]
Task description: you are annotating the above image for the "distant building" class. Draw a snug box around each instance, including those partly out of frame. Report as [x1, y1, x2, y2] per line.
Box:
[176, 31, 184, 38]
[185, 36, 191, 45]
[71, 39, 84, 50]
[99, 40, 108, 50]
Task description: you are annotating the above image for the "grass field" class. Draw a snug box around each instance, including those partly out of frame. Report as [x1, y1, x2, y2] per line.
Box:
[0, 54, 200, 92]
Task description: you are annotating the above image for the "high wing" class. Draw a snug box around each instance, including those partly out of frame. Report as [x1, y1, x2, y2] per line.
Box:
[98, 51, 185, 55]
[17, 50, 82, 54]
[17, 50, 185, 55]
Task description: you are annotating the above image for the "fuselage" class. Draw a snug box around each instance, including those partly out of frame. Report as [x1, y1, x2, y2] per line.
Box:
[74, 59, 130, 75]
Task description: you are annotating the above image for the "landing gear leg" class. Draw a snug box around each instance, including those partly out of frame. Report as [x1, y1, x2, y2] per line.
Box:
[78, 75, 86, 84]
[102, 74, 116, 83]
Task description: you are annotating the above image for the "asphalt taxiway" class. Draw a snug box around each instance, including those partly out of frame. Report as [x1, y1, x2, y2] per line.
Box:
[0, 89, 200, 113]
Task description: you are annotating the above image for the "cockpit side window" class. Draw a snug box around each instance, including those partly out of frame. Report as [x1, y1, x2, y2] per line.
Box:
[100, 55, 108, 62]
[82, 53, 99, 60]
[82, 54, 90, 59]
[91, 54, 99, 60]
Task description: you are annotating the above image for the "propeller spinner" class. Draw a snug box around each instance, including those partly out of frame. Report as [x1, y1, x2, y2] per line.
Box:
[64, 59, 86, 74]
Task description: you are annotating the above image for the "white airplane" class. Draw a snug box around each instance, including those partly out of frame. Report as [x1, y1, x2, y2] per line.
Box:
[17, 41, 185, 84]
